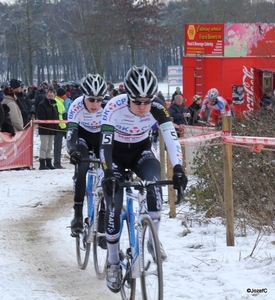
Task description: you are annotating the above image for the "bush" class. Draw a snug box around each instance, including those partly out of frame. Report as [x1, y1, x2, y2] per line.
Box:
[187, 113, 275, 232]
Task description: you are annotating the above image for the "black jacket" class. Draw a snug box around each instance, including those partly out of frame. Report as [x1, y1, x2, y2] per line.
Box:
[37, 97, 59, 135]
[34, 90, 46, 112]
[188, 102, 201, 125]
[16, 93, 31, 126]
[1, 104, 15, 136]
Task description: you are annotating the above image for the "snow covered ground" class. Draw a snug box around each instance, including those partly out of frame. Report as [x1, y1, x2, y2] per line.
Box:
[1, 128, 275, 299]
[1, 83, 275, 299]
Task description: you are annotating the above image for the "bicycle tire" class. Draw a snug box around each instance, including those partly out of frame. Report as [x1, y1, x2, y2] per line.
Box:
[76, 220, 91, 270]
[140, 215, 163, 300]
[120, 212, 136, 300]
[93, 195, 108, 279]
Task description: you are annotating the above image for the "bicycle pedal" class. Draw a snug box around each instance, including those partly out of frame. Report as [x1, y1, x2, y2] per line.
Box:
[70, 232, 79, 238]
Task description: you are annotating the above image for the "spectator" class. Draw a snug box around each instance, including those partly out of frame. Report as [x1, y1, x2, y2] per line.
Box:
[111, 88, 119, 98]
[34, 85, 46, 113]
[259, 97, 274, 116]
[70, 84, 82, 100]
[0, 103, 15, 136]
[107, 81, 114, 97]
[37, 89, 59, 170]
[118, 83, 125, 94]
[260, 88, 274, 108]
[168, 94, 191, 137]
[188, 94, 202, 125]
[157, 91, 165, 103]
[27, 85, 37, 101]
[171, 86, 183, 104]
[54, 88, 67, 169]
[15, 81, 32, 127]
[0, 103, 4, 129]
[64, 92, 73, 114]
[0, 85, 4, 102]
[51, 79, 60, 91]
[2, 80, 24, 132]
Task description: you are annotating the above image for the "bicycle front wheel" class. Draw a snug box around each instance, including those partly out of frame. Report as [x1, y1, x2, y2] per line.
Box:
[93, 195, 108, 279]
[140, 215, 163, 300]
[120, 211, 136, 300]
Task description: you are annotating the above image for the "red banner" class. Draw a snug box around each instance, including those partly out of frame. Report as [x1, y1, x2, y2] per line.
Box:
[185, 24, 224, 55]
[0, 127, 33, 170]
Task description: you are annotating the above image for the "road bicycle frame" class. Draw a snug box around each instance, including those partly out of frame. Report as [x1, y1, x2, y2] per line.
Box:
[120, 183, 153, 278]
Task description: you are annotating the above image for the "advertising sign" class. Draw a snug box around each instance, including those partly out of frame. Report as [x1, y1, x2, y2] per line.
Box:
[167, 65, 182, 86]
[185, 24, 224, 55]
[224, 23, 275, 57]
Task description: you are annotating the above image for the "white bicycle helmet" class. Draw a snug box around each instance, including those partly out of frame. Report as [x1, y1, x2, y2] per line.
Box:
[207, 88, 219, 100]
[124, 65, 158, 99]
[80, 73, 107, 97]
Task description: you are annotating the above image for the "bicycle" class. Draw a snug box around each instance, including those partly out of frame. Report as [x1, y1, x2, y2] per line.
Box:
[72, 151, 108, 279]
[114, 171, 182, 300]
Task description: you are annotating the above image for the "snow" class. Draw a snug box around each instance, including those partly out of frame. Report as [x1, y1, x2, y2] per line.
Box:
[1, 84, 275, 299]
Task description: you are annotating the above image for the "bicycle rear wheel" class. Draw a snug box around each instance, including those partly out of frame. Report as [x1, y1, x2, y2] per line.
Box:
[76, 219, 91, 270]
[120, 213, 136, 300]
[93, 195, 108, 279]
[140, 215, 163, 300]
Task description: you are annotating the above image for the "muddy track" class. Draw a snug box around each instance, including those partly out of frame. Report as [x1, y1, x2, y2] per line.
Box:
[3, 190, 121, 300]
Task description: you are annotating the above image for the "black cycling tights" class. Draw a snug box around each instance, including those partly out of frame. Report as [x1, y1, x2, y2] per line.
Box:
[104, 149, 163, 244]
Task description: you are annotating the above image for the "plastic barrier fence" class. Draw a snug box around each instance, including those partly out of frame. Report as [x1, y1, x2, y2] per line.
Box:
[0, 126, 33, 170]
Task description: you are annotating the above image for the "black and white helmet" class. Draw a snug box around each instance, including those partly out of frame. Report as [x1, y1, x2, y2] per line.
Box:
[207, 88, 219, 100]
[80, 73, 107, 97]
[124, 65, 158, 99]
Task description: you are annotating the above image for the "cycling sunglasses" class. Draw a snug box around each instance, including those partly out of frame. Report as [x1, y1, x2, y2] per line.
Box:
[86, 97, 103, 103]
[129, 96, 154, 106]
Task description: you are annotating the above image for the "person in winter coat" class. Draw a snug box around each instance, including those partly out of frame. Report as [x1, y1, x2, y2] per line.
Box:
[168, 94, 191, 137]
[34, 86, 46, 113]
[15, 83, 32, 127]
[54, 88, 67, 169]
[1, 104, 16, 136]
[37, 89, 59, 170]
[188, 94, 202, 125]
[0, 103, 4, 129]
[2, 80, 24, 132]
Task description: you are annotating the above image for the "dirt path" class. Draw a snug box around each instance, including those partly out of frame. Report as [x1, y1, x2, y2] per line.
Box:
[2, 189, 121, 300]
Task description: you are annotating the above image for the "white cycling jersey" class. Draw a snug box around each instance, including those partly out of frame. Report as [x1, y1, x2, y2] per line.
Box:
[67, 95, 103, 133]
[100, 94, 183, 168]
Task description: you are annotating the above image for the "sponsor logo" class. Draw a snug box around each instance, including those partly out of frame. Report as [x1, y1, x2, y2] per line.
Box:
[101, 124, 114, 131]
[129, 126, 140, 134]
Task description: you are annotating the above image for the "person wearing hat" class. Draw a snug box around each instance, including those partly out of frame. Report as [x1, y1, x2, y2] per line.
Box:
[171, 86, 183, 104]
[54, 87, 67, 169]
[118, 83, 125, 94]
[2, 79, 24, 132]
[188, 94, 202, 125]
[64, 91, 73, 113]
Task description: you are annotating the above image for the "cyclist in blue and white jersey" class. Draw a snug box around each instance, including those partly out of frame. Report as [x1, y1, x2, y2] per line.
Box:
[66, 74, 110, 235]
[100, 65, 188, 293]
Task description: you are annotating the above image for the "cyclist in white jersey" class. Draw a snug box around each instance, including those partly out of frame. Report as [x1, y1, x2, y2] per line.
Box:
[66, 74, 110, 235]
[100, 65, 188, 293]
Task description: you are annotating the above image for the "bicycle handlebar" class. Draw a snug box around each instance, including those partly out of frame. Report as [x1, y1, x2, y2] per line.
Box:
[118, 179, 184, 205]
[119, 180, 173, 188]
[81, 158, 101, 163]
